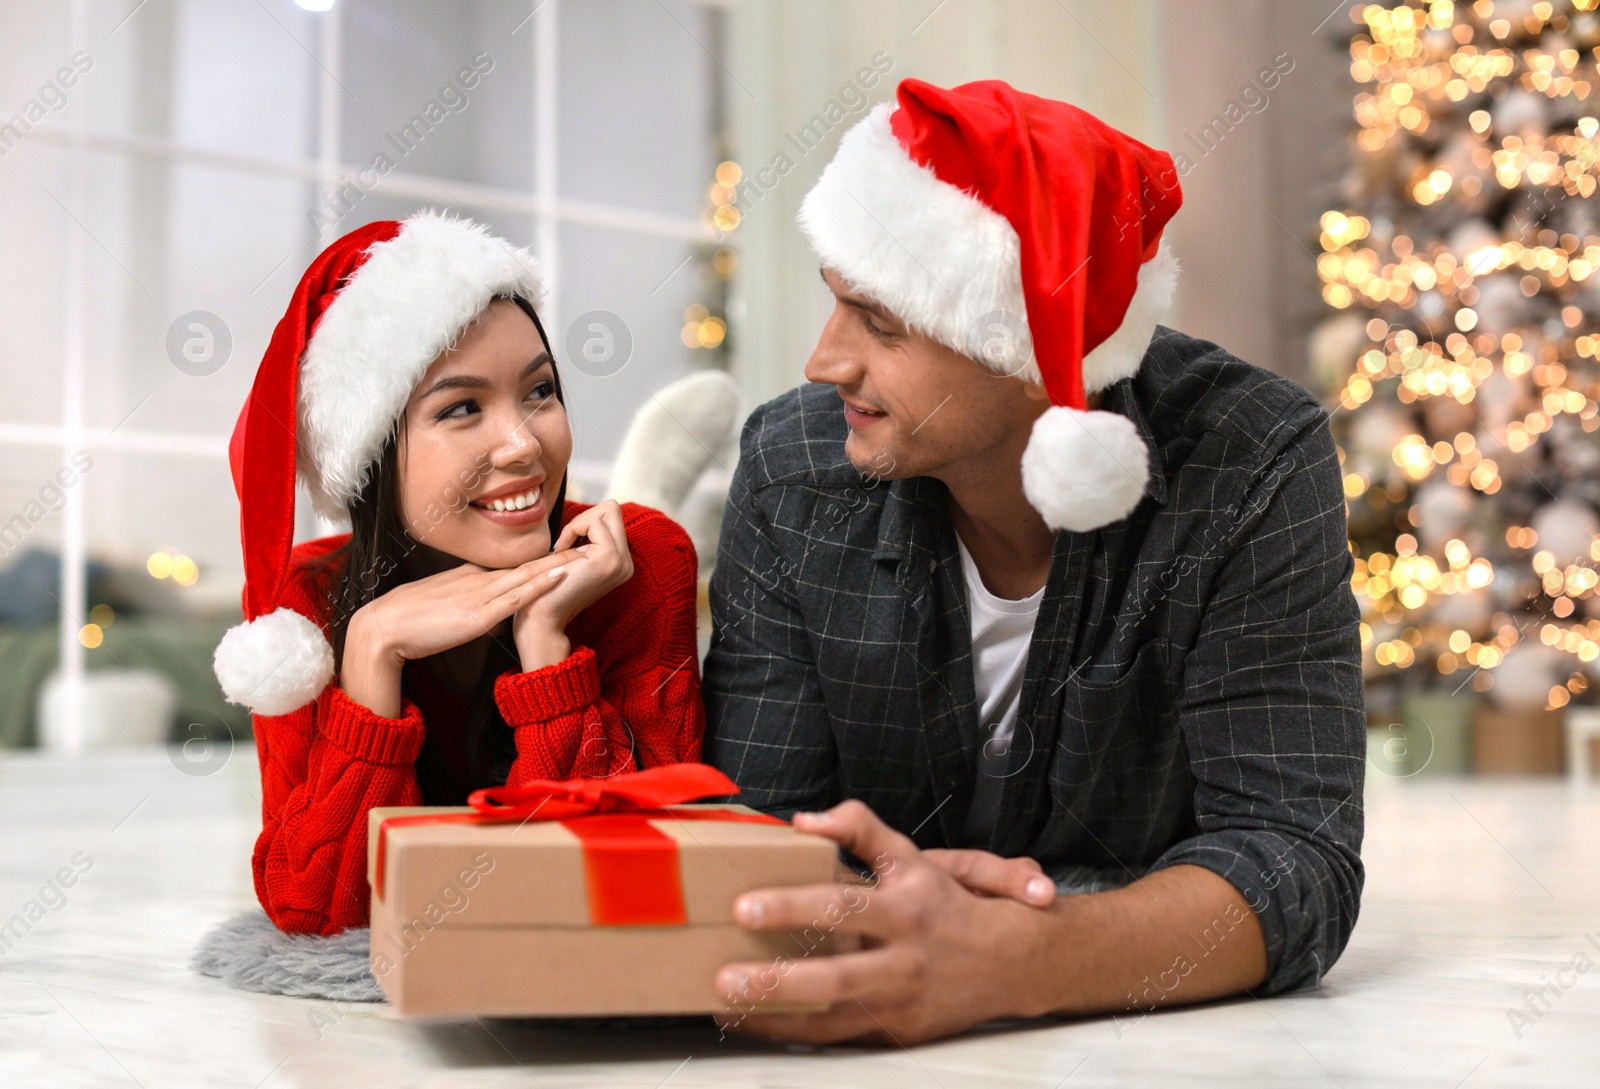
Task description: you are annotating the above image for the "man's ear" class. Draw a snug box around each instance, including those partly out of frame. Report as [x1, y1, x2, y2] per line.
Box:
[1020, 378, 1051, 404]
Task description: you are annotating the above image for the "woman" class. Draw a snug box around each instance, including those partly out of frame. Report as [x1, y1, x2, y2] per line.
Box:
[212, 211, 703, 936]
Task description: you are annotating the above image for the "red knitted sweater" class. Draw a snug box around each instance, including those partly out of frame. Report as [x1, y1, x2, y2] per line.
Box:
[249, 500, 704, 936]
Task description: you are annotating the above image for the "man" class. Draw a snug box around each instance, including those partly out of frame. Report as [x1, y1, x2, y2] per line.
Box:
[702, 78, 1365, 1044]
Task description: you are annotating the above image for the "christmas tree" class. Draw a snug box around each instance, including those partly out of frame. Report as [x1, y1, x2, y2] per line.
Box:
[1312, 0, 1600, 722]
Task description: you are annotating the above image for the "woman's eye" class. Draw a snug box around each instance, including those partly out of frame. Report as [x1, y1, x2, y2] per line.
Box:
[435, 381, 553, 421]
[436, 399, 477, 421]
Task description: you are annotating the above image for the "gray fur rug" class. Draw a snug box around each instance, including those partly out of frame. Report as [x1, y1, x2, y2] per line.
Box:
[190, 909, 383, 1002]
[190, 863, 1137, 1003]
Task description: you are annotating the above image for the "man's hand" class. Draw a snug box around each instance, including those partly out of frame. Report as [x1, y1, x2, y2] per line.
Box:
[712, 799, 1270, 1046]
[712, 799, 1056, 1045]
[922, 848, 1057, 907]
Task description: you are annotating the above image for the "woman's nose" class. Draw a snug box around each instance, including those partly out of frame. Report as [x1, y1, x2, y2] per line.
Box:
[490, 405, 544, 466]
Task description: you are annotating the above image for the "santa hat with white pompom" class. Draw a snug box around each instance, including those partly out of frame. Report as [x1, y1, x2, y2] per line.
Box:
[212, 211, 545, 717]
[797, 78, 1183, 533]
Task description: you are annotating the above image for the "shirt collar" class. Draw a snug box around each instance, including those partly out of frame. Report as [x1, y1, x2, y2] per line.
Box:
[1097, 372, 1169, 506]
[873, 474, 949, 596]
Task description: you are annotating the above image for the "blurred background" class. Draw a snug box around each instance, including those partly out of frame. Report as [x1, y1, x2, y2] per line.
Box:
[1, 0, 1596, 785]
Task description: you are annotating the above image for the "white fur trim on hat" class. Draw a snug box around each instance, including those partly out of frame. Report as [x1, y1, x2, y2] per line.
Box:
[1020, 406, 1150, 533]
[798, 103, 1025, 375]
[213, 606, 335, 716]
[297, 210, 547, 523]
[1082, 240, 1178, 392]
[796, 103, 1177, 394]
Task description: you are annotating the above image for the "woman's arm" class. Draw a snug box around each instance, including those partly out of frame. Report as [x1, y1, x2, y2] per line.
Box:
[250, 575, 429, 935]
[337, 606, 406, 718]
[253, 539, 577, 934]
[496, 507, 703, 782]
[251, 680, 427, 935]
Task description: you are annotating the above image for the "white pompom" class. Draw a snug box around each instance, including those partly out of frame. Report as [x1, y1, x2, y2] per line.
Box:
[1020, 406, 1151, 532]
[213, 606, 335, 716]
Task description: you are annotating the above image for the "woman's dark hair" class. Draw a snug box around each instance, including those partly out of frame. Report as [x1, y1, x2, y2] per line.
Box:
[305, 293, 568, 803]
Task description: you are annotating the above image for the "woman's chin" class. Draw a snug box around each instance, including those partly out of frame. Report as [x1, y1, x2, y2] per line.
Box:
[431, 527, 551, 570]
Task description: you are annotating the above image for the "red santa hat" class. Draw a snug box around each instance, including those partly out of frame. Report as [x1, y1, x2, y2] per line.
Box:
[212, 210, 545, 717]
[797, 78, 1183, 532]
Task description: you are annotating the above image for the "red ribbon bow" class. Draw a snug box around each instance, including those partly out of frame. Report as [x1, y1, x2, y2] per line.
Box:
[373, 763, 786, 925]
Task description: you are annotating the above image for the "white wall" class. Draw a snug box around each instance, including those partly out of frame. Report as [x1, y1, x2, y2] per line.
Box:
[1159, 0, 1353, 387]
[726, 0, 1169, 407]
[724, 0, 1348, 405]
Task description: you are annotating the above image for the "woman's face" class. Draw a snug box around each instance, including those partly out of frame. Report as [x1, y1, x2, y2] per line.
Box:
[396, 298, 572, 569]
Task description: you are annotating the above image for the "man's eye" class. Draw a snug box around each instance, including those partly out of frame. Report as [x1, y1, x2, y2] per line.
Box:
[863, 313, 895, 340]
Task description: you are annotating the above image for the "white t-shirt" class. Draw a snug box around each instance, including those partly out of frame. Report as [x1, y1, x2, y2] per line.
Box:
[954, 533, 1045, 847]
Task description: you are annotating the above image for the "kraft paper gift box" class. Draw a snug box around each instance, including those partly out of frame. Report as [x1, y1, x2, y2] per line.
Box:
[365, 765, 844, 1018]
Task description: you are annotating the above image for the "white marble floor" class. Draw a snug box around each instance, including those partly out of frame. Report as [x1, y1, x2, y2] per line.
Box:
[1, 746, 1597, 1088]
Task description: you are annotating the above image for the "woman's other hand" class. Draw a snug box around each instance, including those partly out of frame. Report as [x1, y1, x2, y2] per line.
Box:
[511, 499, 636, 670]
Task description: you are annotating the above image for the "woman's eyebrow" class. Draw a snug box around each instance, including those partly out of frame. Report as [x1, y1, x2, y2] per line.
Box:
[418, 353, 552, 399]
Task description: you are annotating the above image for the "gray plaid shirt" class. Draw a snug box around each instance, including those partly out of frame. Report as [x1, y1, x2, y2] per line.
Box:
[702, 324, 1366, 996]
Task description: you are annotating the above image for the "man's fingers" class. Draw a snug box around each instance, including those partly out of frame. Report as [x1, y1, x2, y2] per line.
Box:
[792, 799, 919, 883]
[922, 849, 1055, 907]
[729, 880, 900, 942]
[715, 945, 916, 1017]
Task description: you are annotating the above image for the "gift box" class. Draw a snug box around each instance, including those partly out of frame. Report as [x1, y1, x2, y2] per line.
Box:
[365, 764, 843, 1018]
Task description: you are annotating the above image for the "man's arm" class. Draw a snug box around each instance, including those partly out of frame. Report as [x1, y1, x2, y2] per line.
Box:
[701, 425, 841, 815]
[712, 407, 1363, 1044]
[1152, 407, 1367, 994]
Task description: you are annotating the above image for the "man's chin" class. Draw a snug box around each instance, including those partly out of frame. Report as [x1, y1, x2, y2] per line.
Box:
[843, 430, 904, 482]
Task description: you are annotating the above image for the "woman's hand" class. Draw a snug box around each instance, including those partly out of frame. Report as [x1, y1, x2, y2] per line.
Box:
[341, 551, 574, 717]
[511, 499, 636, 670]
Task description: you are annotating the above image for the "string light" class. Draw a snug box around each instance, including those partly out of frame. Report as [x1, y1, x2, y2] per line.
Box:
[147, 551, 199, 586]
[1334, 2, 1600, 680]
[680, 304, 727, 349]
[709, 164, 743, 232]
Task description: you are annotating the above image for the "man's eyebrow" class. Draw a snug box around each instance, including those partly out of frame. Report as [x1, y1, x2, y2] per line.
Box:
[418, 353, 552, 399]
[819, 267, 897, 324]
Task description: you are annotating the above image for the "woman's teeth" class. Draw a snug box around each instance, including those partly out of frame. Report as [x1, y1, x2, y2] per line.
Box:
[478, 489, 540, 512]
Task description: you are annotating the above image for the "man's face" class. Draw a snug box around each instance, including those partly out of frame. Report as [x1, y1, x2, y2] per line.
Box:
[804, 268, 1049, 482]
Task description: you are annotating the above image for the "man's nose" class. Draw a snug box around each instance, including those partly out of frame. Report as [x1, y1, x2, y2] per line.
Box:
[804, 308, 863, 386]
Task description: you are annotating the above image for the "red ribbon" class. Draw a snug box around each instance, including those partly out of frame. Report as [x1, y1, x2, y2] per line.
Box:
[372, 763, 786, 926]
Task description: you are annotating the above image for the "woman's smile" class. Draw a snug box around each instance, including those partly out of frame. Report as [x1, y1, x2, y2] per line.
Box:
[469, 475, 547, 526]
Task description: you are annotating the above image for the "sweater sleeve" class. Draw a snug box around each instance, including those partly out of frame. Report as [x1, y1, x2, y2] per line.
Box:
[250, 578, 428, 936]
[493, 509, 705, 782]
